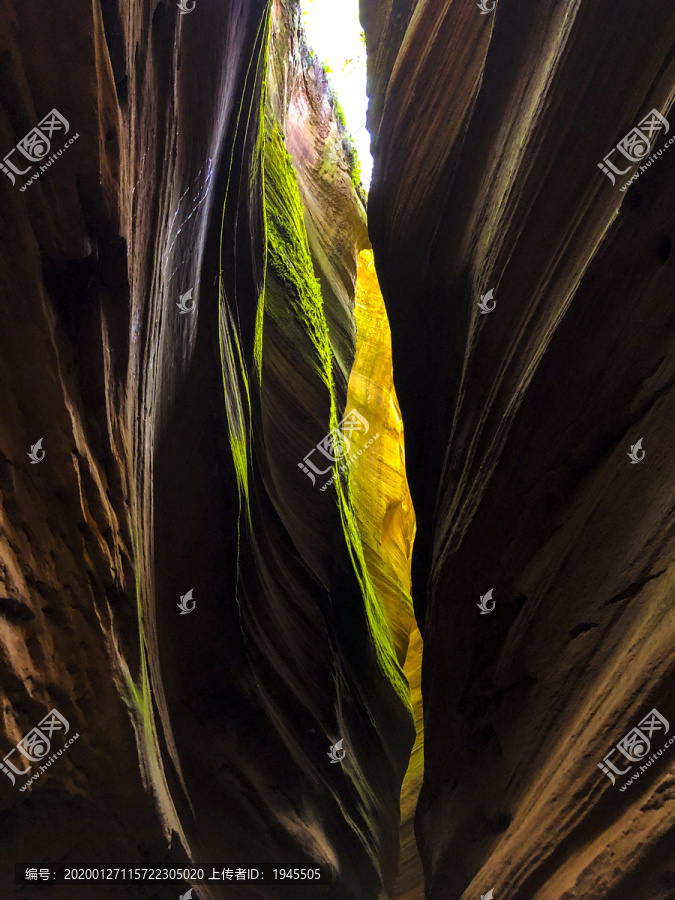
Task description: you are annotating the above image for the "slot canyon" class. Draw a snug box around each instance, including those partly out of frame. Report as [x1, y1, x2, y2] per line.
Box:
[0, 0, 674, 898]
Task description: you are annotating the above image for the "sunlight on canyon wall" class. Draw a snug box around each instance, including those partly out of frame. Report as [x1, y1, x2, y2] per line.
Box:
[0, 0, 422, 896]
[347, 249, 424, 899]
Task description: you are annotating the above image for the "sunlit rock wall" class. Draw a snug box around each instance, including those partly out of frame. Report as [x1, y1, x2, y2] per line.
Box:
[362, 0, 675, 897]
[0, 0, 415, 897]
[347, 250, 424, 900]
[212, 1, 416, 895]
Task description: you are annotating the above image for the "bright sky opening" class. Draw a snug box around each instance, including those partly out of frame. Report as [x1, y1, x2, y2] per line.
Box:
[300, 0, 373, 189]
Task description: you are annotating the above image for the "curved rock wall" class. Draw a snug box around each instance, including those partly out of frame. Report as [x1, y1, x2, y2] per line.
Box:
[0, 0, 180, 893]
[0, 1, 416, 897]
[348, 250, 424, 900]
[363, 0, 675, 897]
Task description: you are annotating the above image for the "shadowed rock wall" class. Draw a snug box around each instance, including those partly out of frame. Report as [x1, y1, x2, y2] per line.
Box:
[0, 0, 416, 897]
[363, 0, 675, 897]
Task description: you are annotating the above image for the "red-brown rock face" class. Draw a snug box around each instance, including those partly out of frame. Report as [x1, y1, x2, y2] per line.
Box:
[363, 0, 675, 897]
[4, 0, 673, 896]
[0, 1, 416, 898]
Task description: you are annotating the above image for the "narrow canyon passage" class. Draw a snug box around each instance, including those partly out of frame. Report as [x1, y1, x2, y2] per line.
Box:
[0, 1, 674, 899]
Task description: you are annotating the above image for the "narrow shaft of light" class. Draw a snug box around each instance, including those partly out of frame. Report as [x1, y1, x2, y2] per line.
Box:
[300, 0, 373, 189]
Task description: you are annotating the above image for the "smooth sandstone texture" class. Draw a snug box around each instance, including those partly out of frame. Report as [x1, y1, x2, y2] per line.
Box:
[348, 250, 424, 900]
[363, 0, 675, 898]
[0, 1, 416, 898]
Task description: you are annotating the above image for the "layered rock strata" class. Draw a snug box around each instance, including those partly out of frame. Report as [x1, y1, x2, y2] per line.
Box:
[0, 1, 417, 898]
[363, 0, 675, 897]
